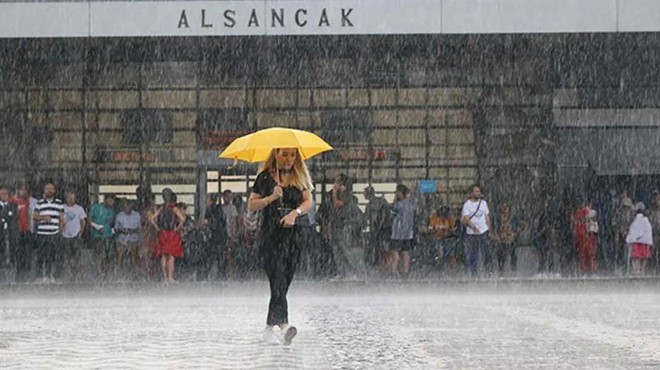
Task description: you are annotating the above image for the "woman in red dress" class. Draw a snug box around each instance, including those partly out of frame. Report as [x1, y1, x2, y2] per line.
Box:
[150, 188, 185, 284]
[572, 200, 596, 274]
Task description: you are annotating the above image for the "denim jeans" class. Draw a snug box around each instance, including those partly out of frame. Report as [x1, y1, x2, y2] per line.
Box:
[464, 232, 490, 276]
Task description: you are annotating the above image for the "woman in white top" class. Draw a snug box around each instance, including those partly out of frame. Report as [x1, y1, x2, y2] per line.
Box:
[625, 202, 653, 275]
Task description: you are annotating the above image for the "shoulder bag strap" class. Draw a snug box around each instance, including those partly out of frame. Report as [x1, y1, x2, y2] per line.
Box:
[468, 199, 482, 220]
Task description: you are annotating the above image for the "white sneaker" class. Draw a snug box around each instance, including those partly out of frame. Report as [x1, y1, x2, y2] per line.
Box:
[262, 328, 280, 345]
[282, 326, 297, 346]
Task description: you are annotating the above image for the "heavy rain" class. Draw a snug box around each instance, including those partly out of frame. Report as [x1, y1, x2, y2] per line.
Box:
[1, 0, 660, 368]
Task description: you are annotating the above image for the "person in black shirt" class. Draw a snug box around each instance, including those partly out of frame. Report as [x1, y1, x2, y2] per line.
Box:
[248, 147, 313, 346]
[0, 185, 19, 273]
[201, 194, 227, 281]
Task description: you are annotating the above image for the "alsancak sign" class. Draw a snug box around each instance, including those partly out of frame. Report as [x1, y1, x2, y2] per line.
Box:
[91, 0, 414, 36]
[0, 0, 440, 38]
[176, 6, 356, 30]
[1, 0, 660, 38]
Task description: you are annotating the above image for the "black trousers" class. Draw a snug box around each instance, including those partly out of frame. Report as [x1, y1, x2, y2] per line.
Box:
[36, 234, 61, 278]
[536, 235, 553, 273]
[496, 242, 517, 274]
[15, 232, 34, 281]
[261, 226, 303, 326]
[196, 239, 222, 281]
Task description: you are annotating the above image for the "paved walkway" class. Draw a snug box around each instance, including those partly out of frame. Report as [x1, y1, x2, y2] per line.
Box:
[1, 281, 659, 369]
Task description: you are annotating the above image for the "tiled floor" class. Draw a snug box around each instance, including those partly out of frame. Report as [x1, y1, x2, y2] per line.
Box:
[0, 280, 659, 369]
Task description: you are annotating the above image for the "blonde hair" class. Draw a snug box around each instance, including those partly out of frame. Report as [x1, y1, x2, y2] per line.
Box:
[259, 149, 313, 190]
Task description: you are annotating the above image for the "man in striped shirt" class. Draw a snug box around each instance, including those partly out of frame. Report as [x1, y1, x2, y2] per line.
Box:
[33, 182, 65, 283]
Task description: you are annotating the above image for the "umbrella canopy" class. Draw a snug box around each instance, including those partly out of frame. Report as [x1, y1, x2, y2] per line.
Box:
[218, 127, 333, 163]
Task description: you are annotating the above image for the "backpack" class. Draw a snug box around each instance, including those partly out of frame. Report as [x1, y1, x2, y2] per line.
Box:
[158, 205, 177, 231]
[376, 199, 393, 230]
[206, 205, 228, 244]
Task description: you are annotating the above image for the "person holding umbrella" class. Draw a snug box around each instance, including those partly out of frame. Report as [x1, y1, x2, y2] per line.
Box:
[221, 127, 332, 346]
[247, 147, 313, 346]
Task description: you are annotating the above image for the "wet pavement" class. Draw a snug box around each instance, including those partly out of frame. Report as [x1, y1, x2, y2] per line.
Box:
[1, 279, 659, 369]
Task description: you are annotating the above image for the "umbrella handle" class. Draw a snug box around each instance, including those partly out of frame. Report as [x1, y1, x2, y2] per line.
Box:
[275, 162, 284, 206]
[276, 161, 282, 186]
[227, 158, 238, 171]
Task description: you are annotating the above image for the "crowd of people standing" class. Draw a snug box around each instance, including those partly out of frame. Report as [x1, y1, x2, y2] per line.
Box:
[0, 178, 658, 284]
[0, 181, 249, 284]
[322, 181, 660, 279]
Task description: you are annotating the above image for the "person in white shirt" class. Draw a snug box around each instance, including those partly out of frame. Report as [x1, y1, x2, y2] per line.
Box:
[626, 202, 653, 275]
[461, 184, 492, 277]
[62, 191, 87, 282]
[114, 200, 141, 278]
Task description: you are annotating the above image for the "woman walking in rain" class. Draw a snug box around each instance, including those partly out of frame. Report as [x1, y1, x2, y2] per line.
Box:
[248, 147, 313, 346]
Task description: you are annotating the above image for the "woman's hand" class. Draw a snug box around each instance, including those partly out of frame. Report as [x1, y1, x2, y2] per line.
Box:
[280, 211, 297, 228]
[272, 185, 283, 200]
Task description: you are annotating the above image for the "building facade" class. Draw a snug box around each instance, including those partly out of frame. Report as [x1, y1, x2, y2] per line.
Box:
[1, 1, 659, 217]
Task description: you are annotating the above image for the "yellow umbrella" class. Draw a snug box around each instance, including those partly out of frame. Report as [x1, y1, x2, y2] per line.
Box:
[218, 127, 333, 163]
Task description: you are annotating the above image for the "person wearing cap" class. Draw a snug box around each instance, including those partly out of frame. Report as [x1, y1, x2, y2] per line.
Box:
[626, 202, 653, 275]
[613, 196, 635, 273]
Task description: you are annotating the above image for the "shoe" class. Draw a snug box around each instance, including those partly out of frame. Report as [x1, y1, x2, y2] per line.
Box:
[343, 274, 362, 282]
[282, 326, 297, 346]
[262, 328, 280, 345]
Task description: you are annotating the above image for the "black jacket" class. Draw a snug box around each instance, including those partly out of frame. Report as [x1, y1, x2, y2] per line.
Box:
[205, 204, 228, 245]
[0, 201, 20, 264]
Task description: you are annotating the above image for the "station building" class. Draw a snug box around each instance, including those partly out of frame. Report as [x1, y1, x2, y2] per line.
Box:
[1, 0, 659, 218]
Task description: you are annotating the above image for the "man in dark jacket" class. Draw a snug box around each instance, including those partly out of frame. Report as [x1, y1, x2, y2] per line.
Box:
[364, 185, 391, 269]
[201, 193, 227, 281]
[0, 185, 20, 275]
[328, 174, 364, 280]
